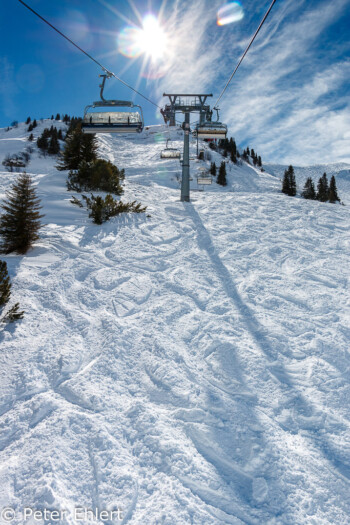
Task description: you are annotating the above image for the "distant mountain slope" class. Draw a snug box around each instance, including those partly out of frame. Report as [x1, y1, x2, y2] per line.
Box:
[0, 121, 349, 525]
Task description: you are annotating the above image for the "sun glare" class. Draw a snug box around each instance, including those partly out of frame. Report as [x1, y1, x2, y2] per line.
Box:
[118, 14, 168, 62]
[137, 15, 167, 60]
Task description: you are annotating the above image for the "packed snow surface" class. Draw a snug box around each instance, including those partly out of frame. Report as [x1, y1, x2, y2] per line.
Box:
[0, 120, 349, 524]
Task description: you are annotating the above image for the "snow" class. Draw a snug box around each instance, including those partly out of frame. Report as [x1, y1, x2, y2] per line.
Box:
[0, 120, 349, 524]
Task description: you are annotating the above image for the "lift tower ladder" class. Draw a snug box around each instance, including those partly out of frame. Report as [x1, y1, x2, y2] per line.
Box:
[163, 94, 212, 202]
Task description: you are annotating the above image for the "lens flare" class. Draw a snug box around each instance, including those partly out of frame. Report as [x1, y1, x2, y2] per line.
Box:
[217, 2, 244, 26]
[118, 27, 144, 58]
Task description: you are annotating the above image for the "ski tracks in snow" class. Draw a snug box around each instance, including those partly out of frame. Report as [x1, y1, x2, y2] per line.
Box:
[0, 124, 349, 523]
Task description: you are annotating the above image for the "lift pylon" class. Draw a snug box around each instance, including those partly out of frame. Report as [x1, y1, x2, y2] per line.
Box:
[162, 93, 213, 202]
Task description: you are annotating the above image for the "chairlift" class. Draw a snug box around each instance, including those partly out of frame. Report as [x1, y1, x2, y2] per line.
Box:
[160, 139, 181, 159]
[82, 74, 144, 134]
[197, 167, 212, 185]
[196, 107, 227, 140]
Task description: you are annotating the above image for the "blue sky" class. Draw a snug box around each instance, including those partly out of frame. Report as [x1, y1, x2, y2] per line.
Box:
[1, 0, 350, 165]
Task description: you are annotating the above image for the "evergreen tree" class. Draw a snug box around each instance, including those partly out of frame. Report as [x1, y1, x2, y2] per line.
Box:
[0, 260, 24, 323]
[48, 134, 60, 155]
[282, 165, 296, 196]
[32, 119, 37, 128]
[28, 133, 34, 142]
[258, 156, 262, 167]
[230, 150, 237, 164]
[301, 177, 316, 200]
[26, 117, 31, 125]
[282, 169, 290, 195]
[289, 165, 296, 196]
[217, 161, 227, 186]
[37, 133, 49, 152]
[316, 173, 329, 202]
[0, 173, 44, 254]
[57, 129, 63, 140]
[51, 115, 54, 120]
[247, 146, 250, 156]
[0, 260, 11, 307]
[210, 162, 217, 176]
[55, 113, 61, 121]
[328, 175, 340, 203]
[67, 159, 124, 194]
[57, 125, 98, 171]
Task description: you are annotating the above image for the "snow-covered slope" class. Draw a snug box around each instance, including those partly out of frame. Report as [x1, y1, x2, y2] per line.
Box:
[0, 121, 349, 524]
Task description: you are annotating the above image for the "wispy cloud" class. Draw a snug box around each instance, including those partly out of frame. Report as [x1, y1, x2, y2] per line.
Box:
[152, 0, 350, 165]
[219, 0, 350, 164]
[153, 0, 227, 99]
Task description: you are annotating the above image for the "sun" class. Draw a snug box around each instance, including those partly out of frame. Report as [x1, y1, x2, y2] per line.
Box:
[118, 14, 168, 62]
[136, 15, 168, 61]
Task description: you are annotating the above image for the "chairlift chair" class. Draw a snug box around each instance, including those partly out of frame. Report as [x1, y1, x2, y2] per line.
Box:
[82, 74, 144, 134]
[160, 139, 181, 159]
[196, 107, 227, 140]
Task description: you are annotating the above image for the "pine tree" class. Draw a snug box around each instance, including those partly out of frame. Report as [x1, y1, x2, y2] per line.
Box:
[289, 165, 296, 196]
[55, 113, 61, 121]
[230, 150, 236, 164]
[48, 134, 60, 155]
[37, 133, 49, 152]
[301, 177, 316, 200]
[0, 260, 11, 307]
[57, 126, 98, 171]
[0, 173, 44, 254]
[28, 133, 34, 142]
[26, 117, 31, 125]
[210, 162, 217, 176]
[0, 260, 24, 323]
[282, 165, 296, 196]
[51, 115, 54, 120]
[282, 169, 291, 195]
[217, 161, 227, 186]
[316, 173, 329, 202]
[328, 175, 340, 203]
[258, 156, 262, 168]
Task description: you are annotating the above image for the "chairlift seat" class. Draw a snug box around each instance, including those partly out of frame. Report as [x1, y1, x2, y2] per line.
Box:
[160, 148, 181, 159]
[82, 111, 143, 134]
[196, 122, 227, 140]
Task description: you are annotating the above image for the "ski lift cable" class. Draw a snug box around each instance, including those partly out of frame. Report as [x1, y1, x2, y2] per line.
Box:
[214, 0, 277, 109]
[17, 0, 161, 109]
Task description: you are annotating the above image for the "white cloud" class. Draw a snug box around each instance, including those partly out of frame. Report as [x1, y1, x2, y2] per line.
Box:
[151, 0, 350, 165]
[219, 0, 350, 164]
